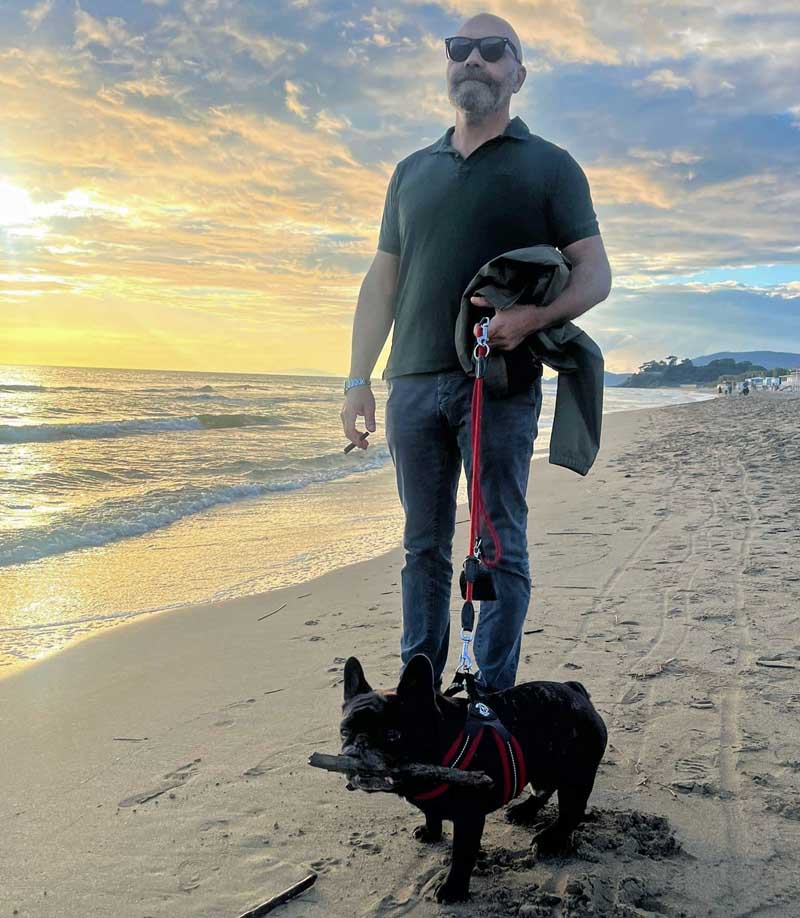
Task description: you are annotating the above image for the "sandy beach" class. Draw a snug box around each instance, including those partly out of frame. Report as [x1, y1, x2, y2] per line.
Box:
[3, 391, 799, 918]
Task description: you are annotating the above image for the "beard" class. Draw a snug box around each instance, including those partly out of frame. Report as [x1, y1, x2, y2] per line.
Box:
[447, 68, 515, 118]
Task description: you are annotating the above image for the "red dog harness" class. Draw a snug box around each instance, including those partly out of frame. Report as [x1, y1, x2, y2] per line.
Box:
[410, 701, 527, 807]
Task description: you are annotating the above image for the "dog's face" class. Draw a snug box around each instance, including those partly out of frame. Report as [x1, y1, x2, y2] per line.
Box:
[339, 654, 440, 791]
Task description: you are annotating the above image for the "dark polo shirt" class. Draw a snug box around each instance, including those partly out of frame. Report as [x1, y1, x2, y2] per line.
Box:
[377, 116, 600, 379]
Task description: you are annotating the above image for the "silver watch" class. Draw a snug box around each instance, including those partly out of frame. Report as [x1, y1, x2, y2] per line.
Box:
[344, 376, 371, 394]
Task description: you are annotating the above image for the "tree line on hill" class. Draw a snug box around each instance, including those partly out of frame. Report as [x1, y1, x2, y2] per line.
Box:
[619, 356, 791, 388]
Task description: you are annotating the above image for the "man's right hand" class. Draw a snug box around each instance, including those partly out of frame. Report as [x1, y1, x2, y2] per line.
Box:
[341, 385, 376, 449]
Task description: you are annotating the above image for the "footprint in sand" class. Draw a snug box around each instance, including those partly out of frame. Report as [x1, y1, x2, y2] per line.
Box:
[309, 856, 341, 873]
[118, 758, 202, 808]
[177, 859, 202, 893]
[348, 830, 383, 855]
[671, 755, 719, 797]
[366, 864, 443, 916]
[198, 817, 229, 832]
[224, 698, 257, 710]
[238, 834, 272, 849]
[242, 759, 277, 778]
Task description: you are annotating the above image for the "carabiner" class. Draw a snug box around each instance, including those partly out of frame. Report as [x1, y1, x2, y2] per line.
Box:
[472, 317, 491, 361]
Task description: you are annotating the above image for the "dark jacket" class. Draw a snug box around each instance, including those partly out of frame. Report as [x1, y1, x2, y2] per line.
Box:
[454, 245, 604, 476]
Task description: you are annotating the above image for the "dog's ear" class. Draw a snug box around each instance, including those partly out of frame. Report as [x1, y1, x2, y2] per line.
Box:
[397, 654, 435, 701]
[343, 657, 372, 702]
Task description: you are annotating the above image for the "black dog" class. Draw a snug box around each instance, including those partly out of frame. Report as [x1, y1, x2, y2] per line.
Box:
[340, 654, 607, 903]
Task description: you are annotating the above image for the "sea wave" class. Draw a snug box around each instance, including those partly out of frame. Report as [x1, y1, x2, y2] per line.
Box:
[0, 413, 287, 444]
[0, 384, 107, 393]
[0, 446, 392, 566]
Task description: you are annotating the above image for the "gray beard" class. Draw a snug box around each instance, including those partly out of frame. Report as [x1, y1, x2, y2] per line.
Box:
[448, 76, 510, 119]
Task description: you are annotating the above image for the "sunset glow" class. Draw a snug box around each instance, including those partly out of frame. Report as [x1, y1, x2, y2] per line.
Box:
[1, 1, 798, 374]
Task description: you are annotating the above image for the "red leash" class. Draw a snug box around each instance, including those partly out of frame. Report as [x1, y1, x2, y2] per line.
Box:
[447, 318, 504, 693]
[466, 363, 502, 594]
[465, 320, 502, 606]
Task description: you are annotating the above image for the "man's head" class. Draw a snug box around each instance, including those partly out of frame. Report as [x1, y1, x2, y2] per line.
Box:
[446, 13, 526, 121]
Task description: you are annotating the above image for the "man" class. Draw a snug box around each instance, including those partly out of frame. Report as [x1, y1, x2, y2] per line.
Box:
[340, 12, 612, 693]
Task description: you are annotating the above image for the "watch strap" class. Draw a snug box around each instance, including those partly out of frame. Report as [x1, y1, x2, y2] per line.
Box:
[344, 376, 371, 393]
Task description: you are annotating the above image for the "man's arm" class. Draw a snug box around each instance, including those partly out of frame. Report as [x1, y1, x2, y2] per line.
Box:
[348, 249, 399, 378]
[470, 234, 612, 350]
[529, 234, 612, 331]
[341, 250, 398, 449]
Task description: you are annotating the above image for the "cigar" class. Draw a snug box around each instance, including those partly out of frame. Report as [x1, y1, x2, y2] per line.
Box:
[343, 430, 370, 454]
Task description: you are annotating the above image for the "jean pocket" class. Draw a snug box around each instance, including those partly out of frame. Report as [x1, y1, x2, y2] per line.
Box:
[529, 376, 543, 426]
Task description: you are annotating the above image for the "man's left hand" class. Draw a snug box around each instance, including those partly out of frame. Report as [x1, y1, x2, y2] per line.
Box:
[471, 295, 544, 351]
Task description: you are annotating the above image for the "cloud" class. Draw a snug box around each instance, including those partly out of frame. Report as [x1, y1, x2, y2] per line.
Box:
[1, 0, 798, 373]
[405, 0, 620, 64]
[22, 0, 53, 30]
[637, 68, 692, 92]
[218, 19, 308, 68]
[73, 8, 132, 50]
[284, 79, 309, 118]
[315, 109, 352, 134]
[585, 281, 800, 372]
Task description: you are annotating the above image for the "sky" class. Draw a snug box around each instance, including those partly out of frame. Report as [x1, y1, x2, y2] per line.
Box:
[1, 0, 798, 376]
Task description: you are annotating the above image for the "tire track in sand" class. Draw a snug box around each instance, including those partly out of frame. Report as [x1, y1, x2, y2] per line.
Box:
[717, 456, 757, 902]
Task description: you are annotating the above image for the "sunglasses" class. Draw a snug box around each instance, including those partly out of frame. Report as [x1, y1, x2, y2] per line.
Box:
[444, 35, 521, 65]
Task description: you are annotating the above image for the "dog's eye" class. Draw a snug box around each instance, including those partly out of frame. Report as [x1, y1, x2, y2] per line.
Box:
[385, 729, 402, 743]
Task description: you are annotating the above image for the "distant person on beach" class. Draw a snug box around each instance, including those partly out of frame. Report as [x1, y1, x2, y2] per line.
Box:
[341, 12, 611, 692]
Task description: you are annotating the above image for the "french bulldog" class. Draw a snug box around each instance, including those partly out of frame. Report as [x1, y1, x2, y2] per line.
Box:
[340, 653, 607, 903]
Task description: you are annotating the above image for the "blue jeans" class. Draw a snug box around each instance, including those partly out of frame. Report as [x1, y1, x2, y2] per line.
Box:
[385, 369, 542, 692]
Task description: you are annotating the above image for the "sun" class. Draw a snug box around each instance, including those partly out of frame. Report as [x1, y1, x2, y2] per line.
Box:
[0, 181, 35, 227]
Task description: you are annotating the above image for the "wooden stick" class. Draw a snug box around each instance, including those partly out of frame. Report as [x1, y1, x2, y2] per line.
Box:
[344, 431, 369, 454]
[258, 603, 287, 621]
[308, 752, 494, 789]
[237, 873, 317, 917]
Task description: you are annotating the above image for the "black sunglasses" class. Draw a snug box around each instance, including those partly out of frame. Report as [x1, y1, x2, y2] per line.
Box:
[444, 35, 521, 65]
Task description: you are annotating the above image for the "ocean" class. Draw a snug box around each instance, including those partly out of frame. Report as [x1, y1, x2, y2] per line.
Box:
[0, 363, 714, 675]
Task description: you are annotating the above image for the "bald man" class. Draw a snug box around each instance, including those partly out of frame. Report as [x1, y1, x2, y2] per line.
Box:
[342, 13, 612, 692]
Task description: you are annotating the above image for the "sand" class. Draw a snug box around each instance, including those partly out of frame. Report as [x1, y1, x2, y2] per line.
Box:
[3, 391, 799, 918]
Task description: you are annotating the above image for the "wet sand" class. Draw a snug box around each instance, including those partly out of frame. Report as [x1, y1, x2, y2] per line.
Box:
[3, 391, 799, 917]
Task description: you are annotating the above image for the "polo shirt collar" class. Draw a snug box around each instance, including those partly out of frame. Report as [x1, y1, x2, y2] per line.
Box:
[430, 115, 530, 154]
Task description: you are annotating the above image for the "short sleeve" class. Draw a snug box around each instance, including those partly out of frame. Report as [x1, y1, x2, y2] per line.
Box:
[377, 168, 401, 255]
[547, 150, 600, 250]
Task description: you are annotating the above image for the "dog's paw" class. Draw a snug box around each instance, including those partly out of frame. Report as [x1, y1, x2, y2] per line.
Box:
[531, 826, 571, 856]
[413, 823, 442, 843]
[434, 878, 470, 903]
[506, 798, 544, 825]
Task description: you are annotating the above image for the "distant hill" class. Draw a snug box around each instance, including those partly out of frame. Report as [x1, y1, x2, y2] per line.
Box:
[692, 351, 800, 368]
[621, 352, 798, 388]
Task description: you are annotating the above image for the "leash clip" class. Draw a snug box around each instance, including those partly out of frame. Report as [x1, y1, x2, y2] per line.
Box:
[472, 317, 491, 365]
[476, 317, 490, 348]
